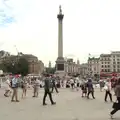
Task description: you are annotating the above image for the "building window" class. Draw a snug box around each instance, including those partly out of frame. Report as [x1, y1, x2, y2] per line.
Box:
[113, 62, 116, 64]
[113, 65, 116, 68]
[105, 65, 106, 68]
[117, 62, 120, 64]
[105, 69, 107, 72]
[102, 65, 104, 68]
[108, 62, 110, 64]
[102, 62, 103, 64]
[108, 65, 110, 67]
[113, 69, 116, 72]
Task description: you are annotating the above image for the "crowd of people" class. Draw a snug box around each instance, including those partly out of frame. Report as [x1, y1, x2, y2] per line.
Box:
[1, 74, 120, 119]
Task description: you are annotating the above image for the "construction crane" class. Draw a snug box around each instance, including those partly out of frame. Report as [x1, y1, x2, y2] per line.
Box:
[2, 0, 12, 9]
[14, 45, 19, 56]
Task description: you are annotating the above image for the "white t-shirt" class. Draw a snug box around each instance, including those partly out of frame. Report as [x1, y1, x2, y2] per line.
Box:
[105, 82, 111, 91]
[70, 79, 74, 84]
[5, 79, 10, 90]
[35, 79, 40, 87]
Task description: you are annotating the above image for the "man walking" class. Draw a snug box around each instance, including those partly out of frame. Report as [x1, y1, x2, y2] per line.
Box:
[51, 75, 59, 93]
[104, 79, 112, 102]
[87, 79, 95, 99]
[11, 75, 19, 102]
[43, 74, 56, 105]
[110, 78, 120, 119]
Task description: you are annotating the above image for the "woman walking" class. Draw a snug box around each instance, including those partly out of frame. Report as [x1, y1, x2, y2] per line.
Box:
[110, 78, 120, 119]
[87, 79, 95, 99]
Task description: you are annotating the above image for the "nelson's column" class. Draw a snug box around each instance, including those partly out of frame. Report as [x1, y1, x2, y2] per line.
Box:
[55, 6, 66, 77]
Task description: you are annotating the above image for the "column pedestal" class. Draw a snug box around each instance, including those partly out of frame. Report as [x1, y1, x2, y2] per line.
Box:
[55, 57, 65, 77]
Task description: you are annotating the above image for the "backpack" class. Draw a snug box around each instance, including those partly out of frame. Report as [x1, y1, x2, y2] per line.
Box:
[10, 80, 12, 87]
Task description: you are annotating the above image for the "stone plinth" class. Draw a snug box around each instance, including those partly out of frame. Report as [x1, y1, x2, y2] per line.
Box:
[55, 57, 65, 77]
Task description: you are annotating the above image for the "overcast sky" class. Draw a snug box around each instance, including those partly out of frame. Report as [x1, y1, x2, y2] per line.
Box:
[0, 0, 120, 66]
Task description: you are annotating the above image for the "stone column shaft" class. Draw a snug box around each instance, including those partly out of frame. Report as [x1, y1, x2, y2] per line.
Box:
[58, 20, 63, 57]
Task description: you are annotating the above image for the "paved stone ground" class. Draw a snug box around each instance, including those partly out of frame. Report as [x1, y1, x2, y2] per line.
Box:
[0, 88, 119, 120]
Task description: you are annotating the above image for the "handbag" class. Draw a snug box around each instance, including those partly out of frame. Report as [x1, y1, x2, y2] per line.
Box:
[104, 86, 108, 90]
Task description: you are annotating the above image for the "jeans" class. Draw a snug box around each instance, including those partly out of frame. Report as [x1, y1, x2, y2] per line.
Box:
[111, 97, 120, 115]
[11, 88, 18, 101]
[105, 90, 112, 101]
[87, 91, 95, 98]
[43, 89, 54, 104]
[51, 85, 58, 93]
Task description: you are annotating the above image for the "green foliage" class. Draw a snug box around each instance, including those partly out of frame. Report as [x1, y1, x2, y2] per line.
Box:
[17, 57, 29, 76]
[0, 63, 7, 72]
[0, 56, 29, 76]
[45, 67, 55, 74]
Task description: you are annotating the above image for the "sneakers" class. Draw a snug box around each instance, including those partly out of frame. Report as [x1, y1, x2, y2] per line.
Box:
[11, 100, 15, 102]
[51, 102, 56, 105]
[4, 94, 8, 97]
[43, 102, 56, 106]
[110, 114, 113, 119]
[43, 103, 47, 106]
[11, 100, 19, 102]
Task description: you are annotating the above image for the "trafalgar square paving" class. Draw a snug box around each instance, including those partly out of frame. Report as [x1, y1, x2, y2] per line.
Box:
[0, 88, 119, 120]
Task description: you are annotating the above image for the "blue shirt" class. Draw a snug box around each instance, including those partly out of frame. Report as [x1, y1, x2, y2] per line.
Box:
[11, 78, 18, 88]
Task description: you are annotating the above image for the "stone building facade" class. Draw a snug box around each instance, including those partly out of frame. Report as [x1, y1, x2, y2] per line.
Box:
[0, 52, 44, 75]
[87, 51, 120, 75]
[100, 54, 111, 73]
[100, 51, 120, 73]
[23, 54, 44, 74]
[64, 58, 80, 75]
[88, 57, 100, 76]
[79, 63, 88, 77]
[111, 51, 120, 72]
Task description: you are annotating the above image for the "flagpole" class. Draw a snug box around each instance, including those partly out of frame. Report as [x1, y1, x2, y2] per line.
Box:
[88, 53, 91, 58]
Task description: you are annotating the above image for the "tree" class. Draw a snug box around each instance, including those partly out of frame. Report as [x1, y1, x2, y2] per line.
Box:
[0, 56, 29, 76]
[0, 63, 7, 72]
[45, 67, 56, 74]
[16, 57, 29, 76]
